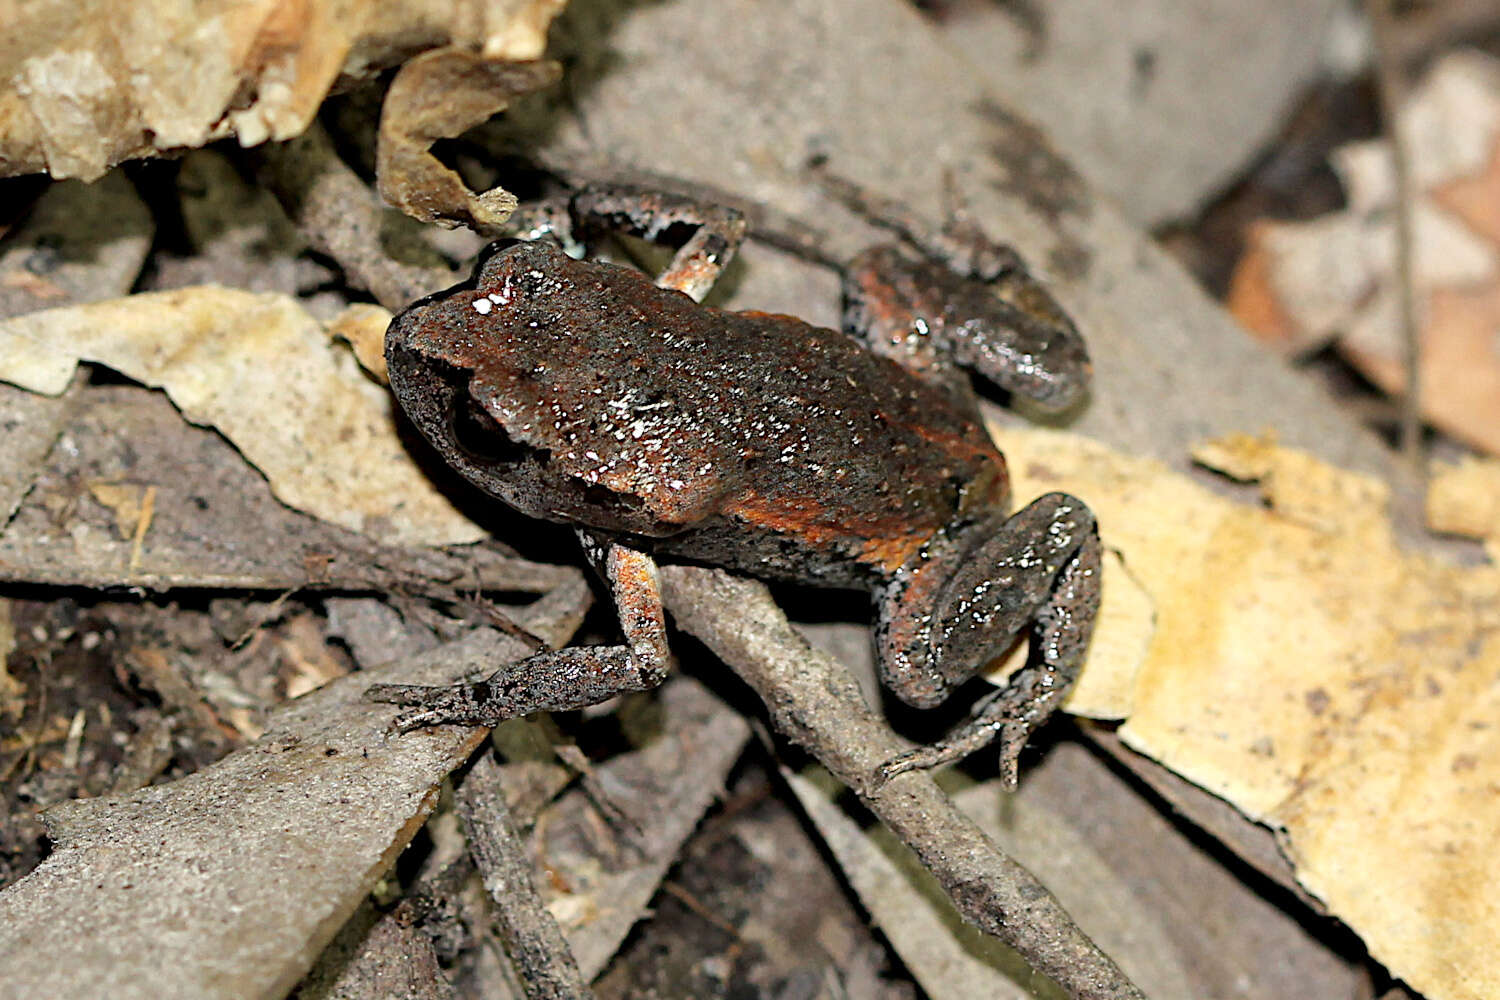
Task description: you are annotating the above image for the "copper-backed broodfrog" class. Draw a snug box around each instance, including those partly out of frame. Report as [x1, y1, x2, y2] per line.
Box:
[369, 186, 1100, 787]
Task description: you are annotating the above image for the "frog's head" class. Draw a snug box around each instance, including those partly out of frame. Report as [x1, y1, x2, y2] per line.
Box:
[384, 240, 573, 510]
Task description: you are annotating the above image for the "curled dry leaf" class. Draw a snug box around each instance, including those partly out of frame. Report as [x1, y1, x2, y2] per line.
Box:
[377, 50, 561, 233]
[0, 0, 568, 181]
[0, 288, 482, 546]
[1229, 50, 1500, 456]
[993, 424, 1500, 1000]
[327, 302, 396, 384]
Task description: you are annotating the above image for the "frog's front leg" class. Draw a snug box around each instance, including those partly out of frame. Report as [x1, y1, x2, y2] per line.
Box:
[366, 537, 672, 729]
[873, 492, 1101, 789]
[568, 187, 746, 302]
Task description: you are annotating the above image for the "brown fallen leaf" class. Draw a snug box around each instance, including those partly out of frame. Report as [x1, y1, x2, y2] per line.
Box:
[992, 423, 1500, 1000]
[1427, 453, 1500, 562]
[376, 49, 560, 233]
[0, 585, 583, 1000]
[86, 481, 152, 541]
[0, 603, 20, 712]
[327, 303, 395, 385]
[277, 612, 353, 700]
[0, 287, 481, 546]
[1229, 50, 1500, 455]
[0, 0, 568, 180]
[0, 384, 559, 595]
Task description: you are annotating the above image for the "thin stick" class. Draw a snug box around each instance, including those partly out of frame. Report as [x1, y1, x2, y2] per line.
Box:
[1367, 0, 1424, 469]
[660, 565, 1146, 1000]
[454, 750, 594, 1000]
[255, 125, 457, 312]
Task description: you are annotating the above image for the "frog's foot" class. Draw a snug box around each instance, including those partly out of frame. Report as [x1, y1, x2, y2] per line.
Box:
[814, 160, 1090, 412]
[366, 681, 507, 732]
[876, 686, 1058, 791]
[874, 492, 1102, 787]
[371, 541, 674, 735]
[877, 718, 1017, 786]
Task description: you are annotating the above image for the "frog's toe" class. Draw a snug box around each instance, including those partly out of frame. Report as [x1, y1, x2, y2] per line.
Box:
[875, 717, 1028, 790]
[876, 737, 980, 785]
[365, 682, 497, 731]
[876, 746, 932, 784]
[365, 682, 423, 705]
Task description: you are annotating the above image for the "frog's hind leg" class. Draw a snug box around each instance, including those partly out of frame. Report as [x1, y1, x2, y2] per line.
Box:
[814, 162, 1024, 280]
[821, 165, 1091, 412]
[567, 187, 747, 302]
[366, 537, 673, 729]
[874, 492, 1100, 789]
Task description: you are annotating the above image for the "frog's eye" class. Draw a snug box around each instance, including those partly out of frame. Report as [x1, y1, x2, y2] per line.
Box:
[451, 396, 528, 465]
[475, 238, 528, 270]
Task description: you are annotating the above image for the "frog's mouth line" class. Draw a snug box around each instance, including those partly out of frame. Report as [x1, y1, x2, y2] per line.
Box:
[420, 360, 664, 533]
[450, 391, 540, 468]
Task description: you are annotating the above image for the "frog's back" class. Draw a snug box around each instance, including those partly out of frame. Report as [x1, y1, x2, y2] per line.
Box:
[407, 241, 1008, 584]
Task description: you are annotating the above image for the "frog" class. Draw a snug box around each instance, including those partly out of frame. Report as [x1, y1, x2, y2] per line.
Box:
[367, 184, 1100, 788]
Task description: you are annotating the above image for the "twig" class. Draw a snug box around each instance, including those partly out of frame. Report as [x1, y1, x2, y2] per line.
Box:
[659, 881, 741, 939]
[660, 565, 1145, 1000]
[454, 750, 594, 1000]
[393, 855, 479, 964]
[1366, 0, 1424, 470]
[255, 125, 457, 312]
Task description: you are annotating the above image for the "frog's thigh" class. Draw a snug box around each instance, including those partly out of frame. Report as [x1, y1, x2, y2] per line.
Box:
[579, 532, 672, 675]
[872, 528, 967, 710]
[874, 493, 1100, 783]
[946, 269, 1091, 411]
[929, 492, 1099, 690]
[874, 493, 1099, 710]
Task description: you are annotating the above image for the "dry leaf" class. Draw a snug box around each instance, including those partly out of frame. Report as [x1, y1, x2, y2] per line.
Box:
[277, 613, 352, 699]
[376, 49, 560, 233]
[1229, 50, 1500, 455]
[0, 287, 483, 546]
[0, 600, 21, 711]
[87, 481, 150, 541]
[993, 424, 1500, 1000]
[327, 304, 395, 385]
[0, 0, 568, 180]
[1427, 454, 1500, 562]
[0, 630, 508, 1000]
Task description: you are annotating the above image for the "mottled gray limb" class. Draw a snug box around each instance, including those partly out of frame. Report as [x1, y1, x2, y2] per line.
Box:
[568, 186, 747, 302]
[880, 494, 1102, 788]
[366, 543, 670, 729]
